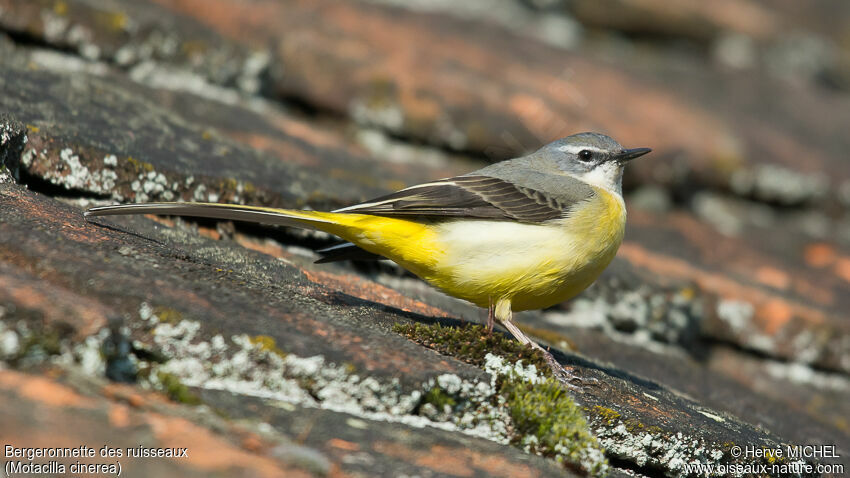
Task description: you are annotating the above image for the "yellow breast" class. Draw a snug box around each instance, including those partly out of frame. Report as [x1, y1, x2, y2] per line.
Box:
[424, 186, 626, 310]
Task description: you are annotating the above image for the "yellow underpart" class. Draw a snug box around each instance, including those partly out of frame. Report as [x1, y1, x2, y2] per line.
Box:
[275, 186, 625, 312]
[277, 210, 446, 279]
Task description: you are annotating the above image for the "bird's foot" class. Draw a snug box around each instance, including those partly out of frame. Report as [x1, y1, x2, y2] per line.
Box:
[539, 349, 598, 392]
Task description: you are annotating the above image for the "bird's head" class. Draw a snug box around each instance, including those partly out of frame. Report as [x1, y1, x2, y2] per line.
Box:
[541, 132, 651, 193]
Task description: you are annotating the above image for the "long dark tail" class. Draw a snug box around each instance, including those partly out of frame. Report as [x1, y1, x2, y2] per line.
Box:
[85, 202, 334, 230]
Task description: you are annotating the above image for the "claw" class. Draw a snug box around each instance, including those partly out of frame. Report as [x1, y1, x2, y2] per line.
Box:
[539, 349, 597, 391]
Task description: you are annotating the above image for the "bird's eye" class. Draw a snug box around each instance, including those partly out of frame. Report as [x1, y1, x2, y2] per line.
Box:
[578, 150, 593, 162]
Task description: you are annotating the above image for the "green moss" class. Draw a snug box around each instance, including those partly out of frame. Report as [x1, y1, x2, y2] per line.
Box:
[94, 10, 128, 31]
[501, 373, 606, 475]
[181, 40, 210, 57]
[591, 405, 621, 425]
[220, 177, 239, 191]
[249, 335, 287, 359]
[15, 329, 63, 362]
[395, 322, 606, 475]
[152, 306, 183, 325]
[53, 0, 68, 16]
[157, 371, 201, 405]
[422, 386, 456, 411]
[365, 76, 398, 109]
[126, 156, 154, 173]
[392, 322, 550, 375]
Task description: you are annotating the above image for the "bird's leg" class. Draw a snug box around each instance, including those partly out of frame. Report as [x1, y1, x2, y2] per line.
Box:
[494, 298, 594, 391]
[486, 297, 495, 335]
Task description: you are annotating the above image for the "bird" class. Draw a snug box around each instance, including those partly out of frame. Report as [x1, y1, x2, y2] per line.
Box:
[86, 132, 650, 386]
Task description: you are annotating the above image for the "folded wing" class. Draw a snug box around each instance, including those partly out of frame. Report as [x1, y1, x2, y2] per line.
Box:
[335, 175, 590, 223]
[321, 174, 595, 263]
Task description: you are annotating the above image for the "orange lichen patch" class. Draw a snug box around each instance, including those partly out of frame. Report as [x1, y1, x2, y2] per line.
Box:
[804, 243, 836, 268]
[155, 0, 733, 161]
[241, 434, 264, 453]
[235, 234, 290, 259]
[198, 226, 221, 240]
[754, 266, 790, 290]
[792, 278, 834, 306]
[509, 93, 570, 143]
[268, 115, 350, 151]
[618, 242, 828, 328]
[373, 442, 538, 478]
[374, 441, 473, 477]
[108, 403, 131, 428]
[398, 87, 442, 125]
[4, 187, 112, 245]
[754, 299, 793, 335]
[158, 0, 284, 45]
[834, 258, 850, 283]
[0, 370, 94, 409]
[145, 414, 312, 478]
[302, 268, 451, 318]
[102, 383, 165, 408]
[328, 438, 360, 451]
[0, 275, 107, 338]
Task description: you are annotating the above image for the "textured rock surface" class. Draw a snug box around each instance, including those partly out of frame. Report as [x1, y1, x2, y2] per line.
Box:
[0, 0, 848, 476]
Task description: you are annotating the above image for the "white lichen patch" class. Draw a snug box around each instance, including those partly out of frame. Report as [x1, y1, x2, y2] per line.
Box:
[136, 311, 607, 474]
[0, 122, 21, 147]
[697, 409, 726, 423]
[716, 300, 755, 333]
[128, 166, 179, 203]
[730, 164, 829, 206]
[349, 97, 405, 132]
[544, 279, 703, 352]
[765, 360, 850, 392]
[0, 320, 20, 359]
[715, 299, 778, 353]
[594, 422, 724, 478]
[20, 147, 123, 198]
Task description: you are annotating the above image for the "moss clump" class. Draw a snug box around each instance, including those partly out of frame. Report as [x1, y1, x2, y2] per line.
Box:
[392, 322, 550, 375]
[157, 371, 201, 405]
[152, 306, 183, 325]
[592, 405, 621, 425]
[422, 386, 457, 410]
[501, 373, 606, 475]
[396, 322, 606, 475]
[21, 330, 63, 357]
[125, 156, 154, 173]
[249, 335, 287, 359]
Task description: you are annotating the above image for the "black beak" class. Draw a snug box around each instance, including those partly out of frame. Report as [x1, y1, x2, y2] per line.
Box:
[614, 147, 651, 162]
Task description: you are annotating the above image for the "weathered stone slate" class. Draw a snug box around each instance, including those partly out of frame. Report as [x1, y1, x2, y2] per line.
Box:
[0, 184, 834, 476]
[0, 53, 469, 213]
[0, 1, 848, 476]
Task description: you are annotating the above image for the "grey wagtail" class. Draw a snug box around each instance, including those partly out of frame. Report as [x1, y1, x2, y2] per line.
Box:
[86, 132, 650, 385]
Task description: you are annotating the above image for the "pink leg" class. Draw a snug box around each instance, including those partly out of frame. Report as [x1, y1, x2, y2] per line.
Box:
[495, 298, 596, 391]
[486, 298, 495, 335]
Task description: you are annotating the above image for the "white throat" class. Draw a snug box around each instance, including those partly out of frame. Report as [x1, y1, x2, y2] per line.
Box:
[575, 161, 624, 195]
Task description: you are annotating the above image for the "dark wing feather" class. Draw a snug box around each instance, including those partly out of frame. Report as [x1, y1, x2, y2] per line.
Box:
[334, 175, 590, 223]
